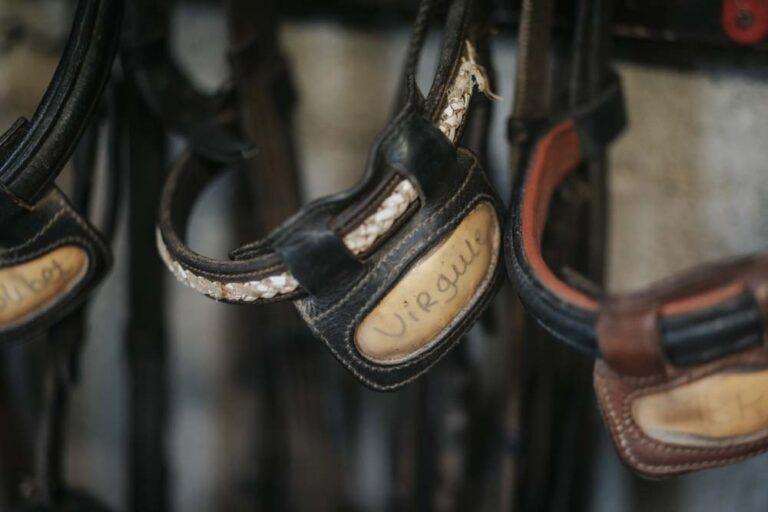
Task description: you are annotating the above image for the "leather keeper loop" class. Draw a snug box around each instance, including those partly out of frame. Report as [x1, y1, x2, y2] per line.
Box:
[277, 221, 363, 297]
[385, 115, 458, 202]
[742, 271, 768, 350]
[597, 301, 667, 377]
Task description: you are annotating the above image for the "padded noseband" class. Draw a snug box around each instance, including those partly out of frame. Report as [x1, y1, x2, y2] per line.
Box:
[156, 0, 505, 390]
[0, 0, 119, 343]
[506, 5, 768, 476]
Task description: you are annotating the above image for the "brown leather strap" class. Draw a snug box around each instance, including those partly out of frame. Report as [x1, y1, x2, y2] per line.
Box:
[597, 299, 666, 377]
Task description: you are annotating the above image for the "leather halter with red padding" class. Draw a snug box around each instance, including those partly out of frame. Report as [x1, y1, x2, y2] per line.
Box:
[507, 76, 766, 374]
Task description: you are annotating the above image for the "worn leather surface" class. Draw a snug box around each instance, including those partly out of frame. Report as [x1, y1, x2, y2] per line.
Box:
[503, 3, 768, 472]
[595, 347, 768, 478]
[506, 71, 768, 475]
[290, 111, 503, 390]
[0, 0, 121, 211]
[0, 189, 111, 343]
[506, 75, 768, 364]
[355, 201, 500, 363]
[158, 0, 504, 389]
[160, 106, 504, 390]
[0, 0, 119, 342]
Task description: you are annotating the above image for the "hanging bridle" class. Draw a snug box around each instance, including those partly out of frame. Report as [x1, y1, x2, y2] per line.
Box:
[0, 0, 121, 509]
[507, 0, 768, 477]
[156, 0, 504, 390]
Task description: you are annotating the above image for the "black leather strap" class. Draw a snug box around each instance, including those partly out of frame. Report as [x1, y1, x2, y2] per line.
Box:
[157, 0, 478, 303]
[573, 74, 625, 158]
[0, 0, 121, 215]
[121, 0, 253, 164]
[278, 220, 363, 296]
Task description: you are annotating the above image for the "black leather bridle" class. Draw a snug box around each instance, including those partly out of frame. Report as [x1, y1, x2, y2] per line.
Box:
[0, 0, 120, 343]
[0, 0, 122, 509]
[156, 0, 505, 390]
[506, 0, 768, 477]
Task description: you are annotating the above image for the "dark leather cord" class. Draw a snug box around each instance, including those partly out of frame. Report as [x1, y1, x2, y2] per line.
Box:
[512, 0, 554, 121]
[0, 0, 121, 212]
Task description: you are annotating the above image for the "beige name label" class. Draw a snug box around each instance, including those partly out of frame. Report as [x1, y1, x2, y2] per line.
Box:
[0, 246, 88, 327]
[355, 202, 499, 364]
[633, 369, 768, 446]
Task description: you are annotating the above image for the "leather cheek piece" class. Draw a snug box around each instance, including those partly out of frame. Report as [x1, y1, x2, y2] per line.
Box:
[0, 189, 111, 343]
[292, 152, 504, 391]
[595, 348, 768, 478]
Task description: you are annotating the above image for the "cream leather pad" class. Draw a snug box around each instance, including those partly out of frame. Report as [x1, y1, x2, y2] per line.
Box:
[0, 188, 111, 343]
[0, 246, 89, 327]
[633, 368, 768, 446]
[355, 201, 500, 363]
[594, 349, 768, 477]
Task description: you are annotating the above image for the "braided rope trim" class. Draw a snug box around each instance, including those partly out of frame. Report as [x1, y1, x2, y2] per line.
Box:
[157, 41, 496, 302]
[342, 179, 419, 254]
[438, 41, 500, 142]
[156, 229, 299, 301]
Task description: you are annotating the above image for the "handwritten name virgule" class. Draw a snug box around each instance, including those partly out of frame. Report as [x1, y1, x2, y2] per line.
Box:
[355, 202, 499, 363]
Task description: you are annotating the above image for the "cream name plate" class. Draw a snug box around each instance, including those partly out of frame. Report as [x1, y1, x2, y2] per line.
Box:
[355, 202, 500, 363]
[633, 368, 768, 446]
[0, 246, 88, 327]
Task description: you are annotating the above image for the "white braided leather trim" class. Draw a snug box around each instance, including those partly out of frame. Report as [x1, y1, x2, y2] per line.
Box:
[158, 41, 495, 302]
[342, 179, 419, 254]
[156, 229, 299, 301]
[438, 41, 500, 142]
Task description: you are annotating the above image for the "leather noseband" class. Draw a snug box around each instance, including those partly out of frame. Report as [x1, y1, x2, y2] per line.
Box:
[157, 0, 505, 390]
[0, 0, 120, 343]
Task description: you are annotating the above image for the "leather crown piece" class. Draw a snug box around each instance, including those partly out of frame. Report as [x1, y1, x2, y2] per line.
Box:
[0, 0, 120, 343]
[507, 74, 768, 476]
[157, 0, 504, 390]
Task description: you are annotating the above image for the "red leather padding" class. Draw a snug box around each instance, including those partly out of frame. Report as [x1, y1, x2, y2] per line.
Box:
[519, 121, 753, 317]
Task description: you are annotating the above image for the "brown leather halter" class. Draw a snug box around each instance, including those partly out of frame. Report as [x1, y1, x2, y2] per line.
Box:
[506, 0, 768, 477]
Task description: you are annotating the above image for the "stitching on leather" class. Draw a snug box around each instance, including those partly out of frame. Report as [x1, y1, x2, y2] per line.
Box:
[295, 154, 500, 382]
[309, 154, 479, 324]
[55, 197, 110, 257]
[341, 194, 498, 373]
[0, 209, 65, 255]
[294, 262, 499, 390]
[181, 262, 286, 282]
[235, 201, 339, 257]
[622, 366, 768, 455]
[596, 367, 768, 473]
[250, 111, 429, 258]
[0, 237, 94, 265]
[0, 235, 98, 334]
